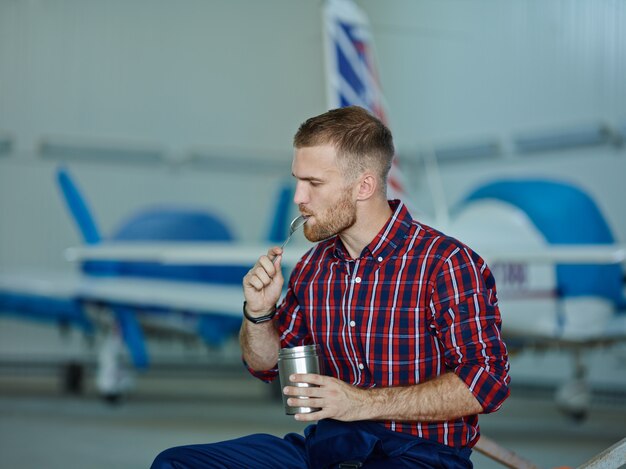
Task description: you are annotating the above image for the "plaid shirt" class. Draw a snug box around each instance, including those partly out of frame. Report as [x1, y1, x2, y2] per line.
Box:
[249, 200, 510, 448]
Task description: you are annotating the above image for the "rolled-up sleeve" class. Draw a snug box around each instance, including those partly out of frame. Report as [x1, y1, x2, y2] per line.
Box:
[245, 361, 279, 382]
[430, 247, 510, 413]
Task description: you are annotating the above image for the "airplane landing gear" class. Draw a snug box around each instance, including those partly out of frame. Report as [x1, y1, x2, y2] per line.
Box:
[554, 349, 591, 421]
[96, 329, 134, 404]
[61, 361, 85, 395]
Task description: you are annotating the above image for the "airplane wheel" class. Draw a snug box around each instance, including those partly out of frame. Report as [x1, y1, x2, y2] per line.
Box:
[102, 393, 123, 405]
[62, 361, 84, 395]
[566, 410, 588, 423]
[555, 378, 590, 422]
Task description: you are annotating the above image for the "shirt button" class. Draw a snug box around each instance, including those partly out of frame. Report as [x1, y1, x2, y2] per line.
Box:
[358, 363, 365, 370]
[355, 277, 361, 283]
[377, 256, 383, 262]
[349, 320, 356, 327]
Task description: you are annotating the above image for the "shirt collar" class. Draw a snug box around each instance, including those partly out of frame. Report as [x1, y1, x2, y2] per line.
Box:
[332, 199, 413, 261]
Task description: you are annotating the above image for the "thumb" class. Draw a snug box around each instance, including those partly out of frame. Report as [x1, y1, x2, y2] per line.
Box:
[273, 254, 284, 281]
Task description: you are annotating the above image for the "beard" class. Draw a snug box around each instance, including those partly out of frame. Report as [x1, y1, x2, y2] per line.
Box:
[302, 188, 357, 242]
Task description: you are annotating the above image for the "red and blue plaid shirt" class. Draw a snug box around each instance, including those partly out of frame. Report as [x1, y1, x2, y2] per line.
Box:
[249, 200, 510, 448]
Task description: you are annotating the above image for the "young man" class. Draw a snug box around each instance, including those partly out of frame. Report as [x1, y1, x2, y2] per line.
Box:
[152, 106, 510, 468]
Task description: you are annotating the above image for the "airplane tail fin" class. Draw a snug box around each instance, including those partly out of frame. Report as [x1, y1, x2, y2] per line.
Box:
[323, 0, 411, 204]
[56, 166, 102, 245]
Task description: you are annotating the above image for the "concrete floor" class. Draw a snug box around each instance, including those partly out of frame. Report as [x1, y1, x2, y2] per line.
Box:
[0, 369, 625, 469]
[0, 318, 625, 468]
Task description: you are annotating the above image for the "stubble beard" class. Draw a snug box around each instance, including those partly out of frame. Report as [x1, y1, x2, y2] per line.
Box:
[302, 188, 357, 242]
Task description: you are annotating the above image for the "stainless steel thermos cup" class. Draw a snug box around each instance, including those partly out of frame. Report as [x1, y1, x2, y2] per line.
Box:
[278, 344, 322, 415]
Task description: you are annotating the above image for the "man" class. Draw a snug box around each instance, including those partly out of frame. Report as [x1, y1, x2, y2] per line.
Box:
[152, 106, 510, 468]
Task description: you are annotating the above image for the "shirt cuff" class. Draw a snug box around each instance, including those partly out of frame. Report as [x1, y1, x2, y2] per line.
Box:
[454, 363, 510, 414]
[242, 357, 279, 383]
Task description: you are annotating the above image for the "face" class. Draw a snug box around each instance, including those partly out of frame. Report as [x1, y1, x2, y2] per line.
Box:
[292, 145, 358, 242]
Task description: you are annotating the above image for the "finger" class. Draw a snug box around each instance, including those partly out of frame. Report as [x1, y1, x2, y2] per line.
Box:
[284, 385, 322, 398]
[287, 396, 323, 409]
[245, 275, 268, 292]
[272, 253, 283, 266]
[244, 269, 272, 290]
[246, 258, 276, 285]
[289, 373, 325, 386]
[251, 266, 273, 286]
[267, 246, 283, 260]
[257, 254, 277, 273]
[294, 409, 327, 422]
[244, 265, 269, 285]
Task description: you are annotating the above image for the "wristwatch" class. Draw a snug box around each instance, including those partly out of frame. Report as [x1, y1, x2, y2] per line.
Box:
[243, 301, 276, 324]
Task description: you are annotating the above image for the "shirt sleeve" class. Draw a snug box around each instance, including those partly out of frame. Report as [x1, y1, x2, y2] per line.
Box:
[243, 359, 278, 383]
[429, 245, 511, 413]
[245, 260, 311, 382]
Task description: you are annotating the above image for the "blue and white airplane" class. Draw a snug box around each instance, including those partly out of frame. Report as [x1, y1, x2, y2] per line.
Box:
[0, 165, 304, 399]
[1, 0, 625, 419]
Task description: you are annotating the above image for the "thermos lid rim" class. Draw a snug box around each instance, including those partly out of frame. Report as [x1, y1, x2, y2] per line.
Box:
[278, 344, 320, 359]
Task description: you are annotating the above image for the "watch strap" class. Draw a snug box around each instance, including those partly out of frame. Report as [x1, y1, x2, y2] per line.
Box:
[243, 301, 276, 324]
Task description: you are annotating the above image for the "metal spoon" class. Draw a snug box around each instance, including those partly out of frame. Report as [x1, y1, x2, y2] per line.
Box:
[270, 215, 307, 262]
[280, 215, 308, 250]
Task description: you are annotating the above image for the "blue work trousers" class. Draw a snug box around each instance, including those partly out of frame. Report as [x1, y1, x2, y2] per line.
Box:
[151, 420, 473, 468]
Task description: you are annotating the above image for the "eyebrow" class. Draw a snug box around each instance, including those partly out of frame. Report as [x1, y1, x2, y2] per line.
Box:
[291, 173, 325, 183]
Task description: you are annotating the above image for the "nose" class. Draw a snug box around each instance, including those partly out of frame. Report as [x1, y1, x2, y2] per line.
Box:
[293, 181, 309, 206]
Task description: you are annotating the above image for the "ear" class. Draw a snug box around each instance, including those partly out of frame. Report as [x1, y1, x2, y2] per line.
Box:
[355, 172, 378, 201]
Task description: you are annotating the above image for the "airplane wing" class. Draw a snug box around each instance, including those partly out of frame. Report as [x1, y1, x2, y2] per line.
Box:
[63, 239, 626, 344]
[0, 268, 244, 324]
[76, 277, 243, 316]
[0, 270, 94, 333]
[480, 245, 626, 264]
[61, 242, 310, 320]
[65, 241, 311, 266]
[64, 241, 626, 266]
[0, 270, 83, 299]
[61, 238, 626, 356]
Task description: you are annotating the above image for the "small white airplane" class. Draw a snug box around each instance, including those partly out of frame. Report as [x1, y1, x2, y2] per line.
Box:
[1, 0, 625, 420]
[0, 165, 306, 400]
[445, 181, 626, 420]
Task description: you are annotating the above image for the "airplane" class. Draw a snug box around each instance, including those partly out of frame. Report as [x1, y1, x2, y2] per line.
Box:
[446, 179, 626, 420]
[0, 165, 305, 400]
[1, 0, 625, 422]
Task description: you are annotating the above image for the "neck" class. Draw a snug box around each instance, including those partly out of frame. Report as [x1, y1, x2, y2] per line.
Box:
[340, 197, 393, 259]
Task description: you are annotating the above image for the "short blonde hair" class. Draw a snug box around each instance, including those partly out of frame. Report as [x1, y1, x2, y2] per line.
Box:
[293, 106, 394, 193]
